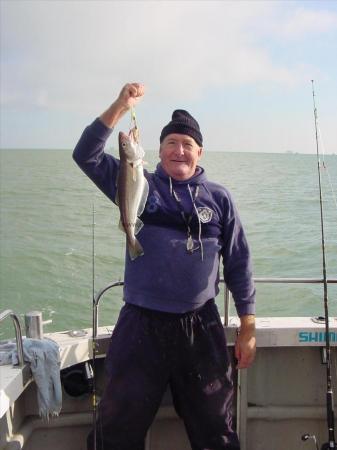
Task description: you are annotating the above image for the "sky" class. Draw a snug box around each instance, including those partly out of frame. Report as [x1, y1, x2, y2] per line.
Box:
[1, 0, 337, 153]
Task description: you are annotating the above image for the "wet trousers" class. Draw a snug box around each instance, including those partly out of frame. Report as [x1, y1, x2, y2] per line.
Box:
[87, 299, 240, 450]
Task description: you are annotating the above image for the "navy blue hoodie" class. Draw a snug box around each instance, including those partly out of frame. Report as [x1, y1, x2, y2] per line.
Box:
[73, 119, 255, 316]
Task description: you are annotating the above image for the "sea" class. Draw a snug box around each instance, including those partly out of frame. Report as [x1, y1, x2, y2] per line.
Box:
[0, 149, 336, 339]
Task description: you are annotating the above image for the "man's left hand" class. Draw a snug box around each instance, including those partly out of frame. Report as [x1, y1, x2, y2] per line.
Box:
[235, 315, 256, 369]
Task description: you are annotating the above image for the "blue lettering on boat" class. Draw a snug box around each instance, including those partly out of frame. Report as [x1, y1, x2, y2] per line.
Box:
[298, 331, 337, 343]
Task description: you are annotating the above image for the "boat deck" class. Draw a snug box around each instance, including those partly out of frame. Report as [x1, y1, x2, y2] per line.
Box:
[1, 316, 337, 450]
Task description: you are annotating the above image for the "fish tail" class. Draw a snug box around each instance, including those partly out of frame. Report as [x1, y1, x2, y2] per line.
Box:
[128, 238, 144, 260]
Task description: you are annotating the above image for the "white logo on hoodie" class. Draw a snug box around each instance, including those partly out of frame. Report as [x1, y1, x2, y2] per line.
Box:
[197, 207, 213, 223]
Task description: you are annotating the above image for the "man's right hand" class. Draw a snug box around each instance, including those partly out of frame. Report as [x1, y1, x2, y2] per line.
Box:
[100, 82, 145, 128]
[116, 83, 145, 110]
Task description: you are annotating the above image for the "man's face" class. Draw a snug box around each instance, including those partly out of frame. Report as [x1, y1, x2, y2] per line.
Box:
[159, 133, 203, 181]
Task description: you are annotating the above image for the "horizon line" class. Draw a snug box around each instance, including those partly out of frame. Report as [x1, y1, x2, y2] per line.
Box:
[1, 148, 334, 156]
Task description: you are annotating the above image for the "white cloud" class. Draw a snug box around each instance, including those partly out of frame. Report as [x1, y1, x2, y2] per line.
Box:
[1, 0, 319, 113]
[1, 1, 336, 152]
[279, 7, 337, 39]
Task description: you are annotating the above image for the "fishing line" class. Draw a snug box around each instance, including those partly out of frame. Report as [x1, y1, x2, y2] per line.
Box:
[310, 79, 336, 450]
[129, 107, 139, 143]
[316, 116, 337, 212]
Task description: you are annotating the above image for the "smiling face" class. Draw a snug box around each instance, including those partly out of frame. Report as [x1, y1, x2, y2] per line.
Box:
[159, 133, 203, 181]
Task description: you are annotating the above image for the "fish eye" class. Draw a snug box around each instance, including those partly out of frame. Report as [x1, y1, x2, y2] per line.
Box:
[122, 142, 126, 147]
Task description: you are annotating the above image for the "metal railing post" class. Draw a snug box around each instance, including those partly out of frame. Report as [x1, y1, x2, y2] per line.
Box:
[224, 285, 230, 326]
[93, 281, 124, 337]
[0, 309, 24, 366]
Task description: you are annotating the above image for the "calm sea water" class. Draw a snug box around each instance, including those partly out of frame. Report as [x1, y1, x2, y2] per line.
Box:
[0, 149, 336, 338]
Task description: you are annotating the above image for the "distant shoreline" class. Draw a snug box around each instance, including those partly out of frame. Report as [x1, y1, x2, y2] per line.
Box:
[1, 148, 336, 156]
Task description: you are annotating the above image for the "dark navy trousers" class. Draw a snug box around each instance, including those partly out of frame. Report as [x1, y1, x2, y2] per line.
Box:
[87, 299, 240, 450]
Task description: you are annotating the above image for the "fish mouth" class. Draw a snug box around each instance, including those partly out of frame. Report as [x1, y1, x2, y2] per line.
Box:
[118, 131, 130, 146]
[119, 131, 129, 140]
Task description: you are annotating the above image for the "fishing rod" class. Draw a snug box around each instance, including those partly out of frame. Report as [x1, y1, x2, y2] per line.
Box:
[91, 203, 98, 450]
[310, 80, 336, 450]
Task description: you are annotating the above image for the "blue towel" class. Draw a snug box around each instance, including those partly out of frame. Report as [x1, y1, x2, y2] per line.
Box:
[0, 338, 62, 419]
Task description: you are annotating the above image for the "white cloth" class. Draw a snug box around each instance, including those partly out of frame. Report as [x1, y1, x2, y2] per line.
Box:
[0, 338, 62, 419]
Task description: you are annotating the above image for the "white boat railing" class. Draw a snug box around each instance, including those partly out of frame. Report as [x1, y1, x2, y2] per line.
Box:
[224, 277, 337, 326]
[93, 277, 337, 335]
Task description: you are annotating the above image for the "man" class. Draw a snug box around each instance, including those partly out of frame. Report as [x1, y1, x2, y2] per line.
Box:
[73, 83, 256, 450]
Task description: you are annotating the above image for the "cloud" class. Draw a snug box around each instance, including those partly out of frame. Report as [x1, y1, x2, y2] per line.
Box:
[1, 1, 336, 152]
[2, 0, 326, 114]
[278, 7, 337, 39]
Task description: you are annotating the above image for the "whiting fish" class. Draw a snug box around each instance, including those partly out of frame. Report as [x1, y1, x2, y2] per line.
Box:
[116, 131, 149, 260]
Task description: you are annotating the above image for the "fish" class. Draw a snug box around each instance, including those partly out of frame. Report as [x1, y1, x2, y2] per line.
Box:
[116, 131, 149, 260]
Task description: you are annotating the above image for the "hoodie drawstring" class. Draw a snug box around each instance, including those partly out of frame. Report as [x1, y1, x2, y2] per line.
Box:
[188, 184, 204, 261]
[169, 179, 203, 261]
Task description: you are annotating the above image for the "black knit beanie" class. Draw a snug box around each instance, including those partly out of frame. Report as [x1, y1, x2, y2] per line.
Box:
[160, 110, 203, 146]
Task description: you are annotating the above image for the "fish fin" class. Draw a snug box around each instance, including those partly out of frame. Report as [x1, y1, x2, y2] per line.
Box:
[115, 171, 120, 205]
[115, 189, 119, 207]
[134, 217, 144, 236]
[128, 238, 144, 260]
[137, 179, 149, 217]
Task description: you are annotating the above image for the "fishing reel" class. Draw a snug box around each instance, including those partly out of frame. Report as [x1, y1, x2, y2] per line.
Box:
[301, 434, 318, 450]
[302, 434, 337, 450]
